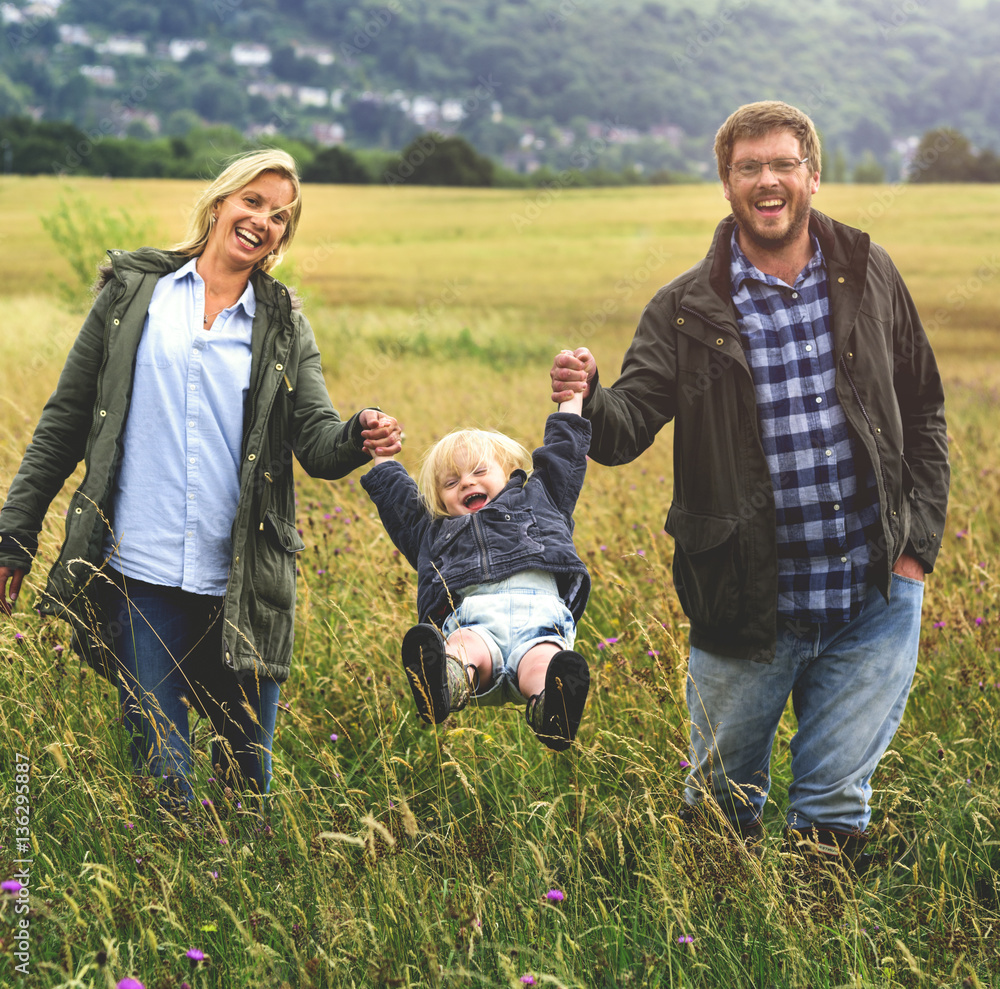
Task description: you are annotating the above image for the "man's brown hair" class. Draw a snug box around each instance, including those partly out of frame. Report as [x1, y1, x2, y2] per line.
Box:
[713, 101, 821, 183]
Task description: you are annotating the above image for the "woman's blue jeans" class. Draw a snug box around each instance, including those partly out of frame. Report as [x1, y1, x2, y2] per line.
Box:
[105, 571, 280, 805]
[684, 574, 924, 834]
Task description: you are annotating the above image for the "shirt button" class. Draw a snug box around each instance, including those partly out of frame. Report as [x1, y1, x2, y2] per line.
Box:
[815, 396, 823, 404]
[841, 556, 848, 563]
[189, 384, 196, 391]
[833, 503, 841, 511]
[825, 449, 832, 457]
[791, 292, 798, 299]
[189, 421, 195, 428]
[189, 457, 196, 464]
[805, 344, 813, 352]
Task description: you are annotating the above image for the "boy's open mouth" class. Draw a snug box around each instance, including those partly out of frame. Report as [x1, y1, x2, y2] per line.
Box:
[463, 493, 488, 511]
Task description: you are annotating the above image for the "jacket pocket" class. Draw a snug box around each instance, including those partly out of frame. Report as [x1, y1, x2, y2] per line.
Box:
[664, 504, 742, 627]
[253, 510, 306, 610]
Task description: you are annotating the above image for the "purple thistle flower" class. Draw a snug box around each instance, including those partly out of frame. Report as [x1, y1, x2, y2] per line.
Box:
[117, 979, 145, 989]
[679, 759, 691, 769]
[15, 632, 24, 642]
[933, 621, 945, 629]
[186, 948, 205, 964]
[330, 733, 339, 741]
[678, 934, 694, 944]
[2, 880, 24, 894]
[520, 977, 536, 986]
[545, 888, 565, 902]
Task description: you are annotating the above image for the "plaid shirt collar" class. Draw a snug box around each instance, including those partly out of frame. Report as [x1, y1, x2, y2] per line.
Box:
[729, 230, 825, 295]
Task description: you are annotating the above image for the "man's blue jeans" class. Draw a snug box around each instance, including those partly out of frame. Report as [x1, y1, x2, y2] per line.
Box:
[684, 574, 924, 834]
[105, 571, 280, 804]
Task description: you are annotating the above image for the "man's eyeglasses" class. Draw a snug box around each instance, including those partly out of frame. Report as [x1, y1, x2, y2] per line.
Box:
[728, 157, 809, 179]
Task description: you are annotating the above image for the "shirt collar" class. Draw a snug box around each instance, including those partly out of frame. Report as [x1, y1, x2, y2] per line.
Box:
[729, 230, 824, 295]
[172, 256, 257, 318]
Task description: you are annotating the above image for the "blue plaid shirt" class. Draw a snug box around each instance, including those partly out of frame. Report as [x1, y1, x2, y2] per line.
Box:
[730, 232, 880, 623]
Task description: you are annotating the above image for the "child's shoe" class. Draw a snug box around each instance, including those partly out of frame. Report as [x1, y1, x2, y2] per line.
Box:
[525, 649, 590, 751]
[401, 623, 471, 724]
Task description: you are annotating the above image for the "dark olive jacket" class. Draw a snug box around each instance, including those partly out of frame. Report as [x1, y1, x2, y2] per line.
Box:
[0, 248, 370, 682]
[584, 209, 950, 661]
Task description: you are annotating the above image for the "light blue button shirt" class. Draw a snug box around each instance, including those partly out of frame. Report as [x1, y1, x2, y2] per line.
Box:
[105, 258, 255, 595]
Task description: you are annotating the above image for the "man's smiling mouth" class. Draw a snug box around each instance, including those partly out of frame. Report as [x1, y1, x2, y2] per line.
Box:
[755, 198, 785, 213]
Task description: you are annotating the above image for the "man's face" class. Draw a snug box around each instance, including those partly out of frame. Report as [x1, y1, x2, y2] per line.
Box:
[722, 129, 820, 255]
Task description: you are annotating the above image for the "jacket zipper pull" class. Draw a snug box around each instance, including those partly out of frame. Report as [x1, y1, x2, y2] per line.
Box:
[259, 471, 273, 530]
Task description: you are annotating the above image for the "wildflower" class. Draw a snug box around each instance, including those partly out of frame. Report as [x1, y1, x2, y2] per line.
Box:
[2, 880, 24, 894]
[679, 759, 691, 770]
[932, 621, 945, 628]
[520, 977, 536, 986]
[975, 617, 984, 626]
[956, 528, 968, 539]
[201, 798, 213, 807]
[54, 644, 64, 655]
[117, 979, 145, 989]
[15, 632, 24, 642]
[186, 948, 206, 966]
[678, 934, 694, 944]
[545, 889, 565, 902]
[330, 733, 339, 741]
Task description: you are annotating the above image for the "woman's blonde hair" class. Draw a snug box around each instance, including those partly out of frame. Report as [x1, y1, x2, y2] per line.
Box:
[417, 428, 532, 517]
[175, 148, 303, 275]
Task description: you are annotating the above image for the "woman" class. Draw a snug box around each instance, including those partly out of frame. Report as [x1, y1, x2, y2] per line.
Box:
[0, 149, 400, 807]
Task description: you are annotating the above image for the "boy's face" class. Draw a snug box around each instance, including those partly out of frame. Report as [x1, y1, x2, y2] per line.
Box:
[439, 455, 509, 516]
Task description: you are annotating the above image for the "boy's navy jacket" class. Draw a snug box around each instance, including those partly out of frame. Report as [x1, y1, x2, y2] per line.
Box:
[361, 412, 592, 626]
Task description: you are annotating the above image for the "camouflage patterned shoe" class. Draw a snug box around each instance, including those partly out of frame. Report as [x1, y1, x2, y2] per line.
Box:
[401, 623, 471, 724]
[525, 649, 590, 751]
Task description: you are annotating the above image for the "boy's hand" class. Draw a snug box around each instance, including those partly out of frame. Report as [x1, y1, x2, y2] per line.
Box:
[360, 409, 402, 460]
[551, 348, 597, 404]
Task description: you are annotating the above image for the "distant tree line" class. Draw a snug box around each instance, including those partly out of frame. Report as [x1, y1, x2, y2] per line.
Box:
[0, 116, 696, 187]
[3, 116, 998, 187]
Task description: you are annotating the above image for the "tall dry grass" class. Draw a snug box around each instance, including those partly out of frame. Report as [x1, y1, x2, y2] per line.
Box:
[1, 177, 999, 988]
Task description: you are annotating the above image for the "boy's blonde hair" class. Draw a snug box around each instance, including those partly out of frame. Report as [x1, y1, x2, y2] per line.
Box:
[174, 148, 303, 275]
[417, 428, 532, 517]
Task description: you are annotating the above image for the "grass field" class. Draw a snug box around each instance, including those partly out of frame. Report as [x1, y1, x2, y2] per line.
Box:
[1, 176, 999, 988]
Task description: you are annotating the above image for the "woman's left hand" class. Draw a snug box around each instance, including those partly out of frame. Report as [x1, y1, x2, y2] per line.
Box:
[359, 409, 402, 458]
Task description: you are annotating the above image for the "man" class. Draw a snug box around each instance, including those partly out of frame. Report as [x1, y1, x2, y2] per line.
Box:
[551, 101, 949, 868]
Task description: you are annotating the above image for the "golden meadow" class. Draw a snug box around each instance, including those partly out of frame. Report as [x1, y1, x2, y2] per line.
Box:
[0, 176, 999, 988]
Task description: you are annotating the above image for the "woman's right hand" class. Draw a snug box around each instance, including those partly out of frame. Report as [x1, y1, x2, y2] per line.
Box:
[0, 566, 26, 616]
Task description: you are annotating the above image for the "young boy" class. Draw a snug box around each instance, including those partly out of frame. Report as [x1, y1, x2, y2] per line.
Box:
[359, 372, 591, 750]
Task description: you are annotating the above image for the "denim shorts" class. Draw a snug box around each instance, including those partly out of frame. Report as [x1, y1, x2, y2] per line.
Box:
[442, 569, 576, 706]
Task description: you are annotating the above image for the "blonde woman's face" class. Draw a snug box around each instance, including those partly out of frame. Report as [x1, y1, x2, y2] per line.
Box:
[205, 171, 295, 272]
[438, 455, 509, 517]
